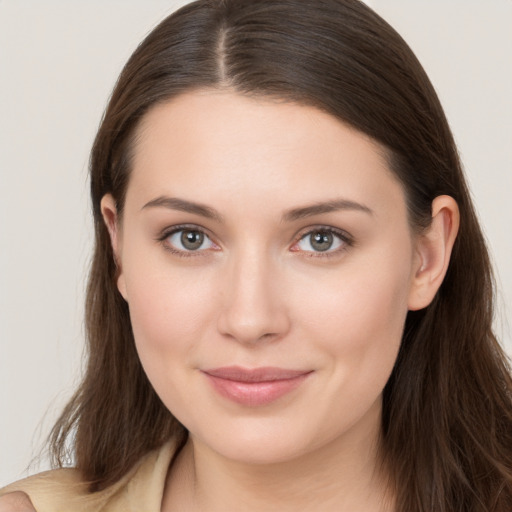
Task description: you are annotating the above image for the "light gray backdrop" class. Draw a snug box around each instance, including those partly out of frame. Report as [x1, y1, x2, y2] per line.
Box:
[1, 0, 511, 486]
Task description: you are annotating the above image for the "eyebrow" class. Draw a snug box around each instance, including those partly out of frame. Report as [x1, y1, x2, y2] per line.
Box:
[142, 196, 224, 222]
[141, 196, 373, 223]
[282, 199, 373, 222]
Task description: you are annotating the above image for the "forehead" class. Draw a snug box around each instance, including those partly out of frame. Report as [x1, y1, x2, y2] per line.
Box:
[127, 90, 405, 218]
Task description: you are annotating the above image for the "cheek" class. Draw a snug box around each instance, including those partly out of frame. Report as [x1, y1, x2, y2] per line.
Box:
[124, 264, 221, 424]
[293, 250, 412, 377]
[283, 255, 411, 440]
[123, 258, 218, 365]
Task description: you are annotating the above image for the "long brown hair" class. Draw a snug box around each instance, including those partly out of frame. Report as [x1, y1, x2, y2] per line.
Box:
[49, 0, 512, 509]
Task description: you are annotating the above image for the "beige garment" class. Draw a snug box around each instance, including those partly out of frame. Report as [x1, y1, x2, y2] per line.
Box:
[0, 440, 176, 512]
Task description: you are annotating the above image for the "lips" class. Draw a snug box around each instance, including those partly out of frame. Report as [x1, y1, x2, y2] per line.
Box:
[201, 366, 312, 406]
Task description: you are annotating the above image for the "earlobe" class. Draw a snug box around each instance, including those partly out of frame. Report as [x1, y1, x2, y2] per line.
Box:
[408, 195, 460, 311]
[100, 194, 128, 301]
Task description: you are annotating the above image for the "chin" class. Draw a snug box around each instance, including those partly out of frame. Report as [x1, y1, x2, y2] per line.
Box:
[191, 416, 324, 466]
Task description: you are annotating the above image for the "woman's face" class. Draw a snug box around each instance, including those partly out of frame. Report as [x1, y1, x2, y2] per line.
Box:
[105, 90, 424, 465]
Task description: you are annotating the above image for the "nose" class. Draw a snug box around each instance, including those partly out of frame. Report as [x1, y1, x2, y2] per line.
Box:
[216, 250, 291, 345]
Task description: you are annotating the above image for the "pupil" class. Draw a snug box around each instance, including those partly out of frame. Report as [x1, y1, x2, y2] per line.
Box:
[181, 230, 204, 250]
[311, 231, 333, 252]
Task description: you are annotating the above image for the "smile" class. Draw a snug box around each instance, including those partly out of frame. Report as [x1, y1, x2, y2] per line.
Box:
[201, 366, 313, 406]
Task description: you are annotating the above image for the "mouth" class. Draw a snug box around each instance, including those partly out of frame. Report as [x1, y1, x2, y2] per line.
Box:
[201, 366, 313, 406]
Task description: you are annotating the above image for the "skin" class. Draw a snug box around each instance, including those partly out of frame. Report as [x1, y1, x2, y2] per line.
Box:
[102, 91, 458, 511]
[0, 90, 457, 512]
[0, 492, 35, 512]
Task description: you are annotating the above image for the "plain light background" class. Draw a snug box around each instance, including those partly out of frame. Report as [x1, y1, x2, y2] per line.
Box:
[0, 1, 511, 487]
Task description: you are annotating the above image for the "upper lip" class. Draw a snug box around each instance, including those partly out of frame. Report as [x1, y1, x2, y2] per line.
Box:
[202, 366, 312, 383]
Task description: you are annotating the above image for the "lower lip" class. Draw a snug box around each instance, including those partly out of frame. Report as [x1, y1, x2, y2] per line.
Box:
[203, 372, 311, 406]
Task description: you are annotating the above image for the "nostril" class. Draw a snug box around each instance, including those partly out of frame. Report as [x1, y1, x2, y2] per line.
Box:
[217, 307, 290, 346]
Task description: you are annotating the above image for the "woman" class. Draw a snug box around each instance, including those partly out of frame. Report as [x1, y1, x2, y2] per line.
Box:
[1, 0, 511, 510]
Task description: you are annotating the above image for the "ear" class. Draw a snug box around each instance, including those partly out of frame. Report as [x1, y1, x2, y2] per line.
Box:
[100, 194, 128, 301]
[408, 195, 460, 311]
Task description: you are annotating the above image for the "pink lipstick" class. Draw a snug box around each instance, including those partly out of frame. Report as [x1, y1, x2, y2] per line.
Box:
[202, 366, 312, 406]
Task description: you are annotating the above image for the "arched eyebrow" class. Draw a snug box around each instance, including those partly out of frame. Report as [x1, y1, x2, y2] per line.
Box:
[142, 196, 224, 222]
[142, 196, 373, 223]
[282, 199, 373, 222]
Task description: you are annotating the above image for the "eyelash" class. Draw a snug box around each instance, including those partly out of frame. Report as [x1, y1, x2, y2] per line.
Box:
[156, 224, 354, 259]
[157, 224, 218, 259]
[291, 226, 354, 259]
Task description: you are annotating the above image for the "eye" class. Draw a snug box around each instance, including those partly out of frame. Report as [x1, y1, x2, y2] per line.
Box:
[291, 228, 351, 255]
[161, 227, 218, 255]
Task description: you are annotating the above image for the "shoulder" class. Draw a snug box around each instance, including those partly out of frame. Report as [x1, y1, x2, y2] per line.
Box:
[0, 440, 177, 512]
[0, 468, 91, 511]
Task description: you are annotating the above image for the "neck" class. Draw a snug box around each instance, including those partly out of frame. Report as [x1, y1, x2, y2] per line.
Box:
[163, 402, 394, 512]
